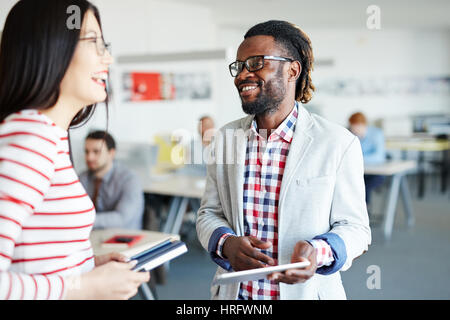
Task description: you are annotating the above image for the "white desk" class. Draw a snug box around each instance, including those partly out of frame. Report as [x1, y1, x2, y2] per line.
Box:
[365, 160, 417, 240]
[132, 165, 206, 235]
[144, 174, 205, 235]
[90, 229, 179, 300]
[386, 137, 450, 198]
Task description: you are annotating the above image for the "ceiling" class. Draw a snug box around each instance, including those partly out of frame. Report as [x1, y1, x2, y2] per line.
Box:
[166, 0, 450, 30]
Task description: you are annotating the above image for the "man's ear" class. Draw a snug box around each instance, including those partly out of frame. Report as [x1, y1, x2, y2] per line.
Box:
[109, 148, 116, 159]
[288, 60, 302, 82]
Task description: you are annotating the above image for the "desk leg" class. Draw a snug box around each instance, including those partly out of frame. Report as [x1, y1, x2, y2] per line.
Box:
[383, 174, 401, 240]
[417, 151, 425, 199]
[163, 197, 182, 234]
[162, 197, 189, 270]
[171, 197, 189, 235]
[161, 196, 182, 271]
[400, 176, 415, 227]
[442, 149, 449, 193]
[139, 283, 155, 300]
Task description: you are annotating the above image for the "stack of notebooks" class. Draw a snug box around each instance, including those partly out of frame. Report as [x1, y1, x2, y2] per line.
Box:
[120, 237, 188, 272]
[102, 235, 188, 271]
[101, 232, 188, 271]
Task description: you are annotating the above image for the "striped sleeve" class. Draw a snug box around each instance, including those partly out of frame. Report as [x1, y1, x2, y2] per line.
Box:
[308, 239, 334, 268]
[0, 128, 66, 299]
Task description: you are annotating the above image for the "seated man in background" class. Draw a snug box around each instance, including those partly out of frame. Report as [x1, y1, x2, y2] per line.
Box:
[349, 112, 386, 206]
[80, 130, 145, 229]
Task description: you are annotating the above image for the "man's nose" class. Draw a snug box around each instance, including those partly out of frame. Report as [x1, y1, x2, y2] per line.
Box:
[235, 66, 255, 85]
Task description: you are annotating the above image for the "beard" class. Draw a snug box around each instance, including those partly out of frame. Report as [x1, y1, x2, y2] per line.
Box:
[88, 161, 108, 174]
[240, 74, 286, 116]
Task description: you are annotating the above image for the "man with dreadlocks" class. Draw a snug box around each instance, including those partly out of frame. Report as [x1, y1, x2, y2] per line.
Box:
[196, 20, 371, 300]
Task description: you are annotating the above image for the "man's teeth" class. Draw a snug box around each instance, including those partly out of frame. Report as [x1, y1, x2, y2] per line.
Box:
[241, 86, 257, 92]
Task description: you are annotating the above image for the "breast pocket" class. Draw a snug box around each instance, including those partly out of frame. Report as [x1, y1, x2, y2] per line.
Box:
[293, 175, 336, 225]
[296, 175, 335, 188]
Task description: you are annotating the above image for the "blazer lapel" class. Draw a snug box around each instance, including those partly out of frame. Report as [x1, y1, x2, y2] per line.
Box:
[279, 105, 314, 207]
[231, 115, 253, 236]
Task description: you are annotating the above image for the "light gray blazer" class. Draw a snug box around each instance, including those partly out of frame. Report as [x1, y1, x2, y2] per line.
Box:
[196, 104, 371, 300]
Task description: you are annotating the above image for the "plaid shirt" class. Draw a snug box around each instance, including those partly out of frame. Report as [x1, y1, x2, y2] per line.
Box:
[217, 102, 334, 300]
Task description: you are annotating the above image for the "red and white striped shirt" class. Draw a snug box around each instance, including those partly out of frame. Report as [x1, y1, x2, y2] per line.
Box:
[0, 110, 95, 300]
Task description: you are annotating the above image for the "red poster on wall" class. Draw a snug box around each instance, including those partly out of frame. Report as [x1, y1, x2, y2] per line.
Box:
[122, 71, 211, 102]
[131, 72, 161, 101]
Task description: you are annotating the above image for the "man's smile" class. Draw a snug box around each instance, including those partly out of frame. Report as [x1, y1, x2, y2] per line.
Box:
[237, 80, 262, 98]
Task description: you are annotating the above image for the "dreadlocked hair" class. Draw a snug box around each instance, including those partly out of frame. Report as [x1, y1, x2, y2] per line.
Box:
[244, 20, 315, 104]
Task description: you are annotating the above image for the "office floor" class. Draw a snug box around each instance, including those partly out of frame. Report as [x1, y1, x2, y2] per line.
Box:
[142, 174, 450, 300]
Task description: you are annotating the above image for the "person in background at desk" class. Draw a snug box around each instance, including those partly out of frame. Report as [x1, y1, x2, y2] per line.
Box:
[80, 131, 145, 229]
[348, 112, 386, 207]
[185, 115, 217, 175]
[198, 115, 216, 147]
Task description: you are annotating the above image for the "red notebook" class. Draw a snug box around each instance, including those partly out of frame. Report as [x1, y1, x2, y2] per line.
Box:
[102, 234, 144, 248]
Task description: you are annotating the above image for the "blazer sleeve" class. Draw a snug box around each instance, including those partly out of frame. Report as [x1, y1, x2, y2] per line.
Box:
[327, 136, 372, 271]
[195, 139, 236, 270]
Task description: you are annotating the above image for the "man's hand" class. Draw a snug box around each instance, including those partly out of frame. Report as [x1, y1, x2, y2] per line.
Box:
[222, 236, 275, 271]
[268, 240, 317, 284]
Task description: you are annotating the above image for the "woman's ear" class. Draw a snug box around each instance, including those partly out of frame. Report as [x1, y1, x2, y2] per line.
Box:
[288, 60, 302, 82]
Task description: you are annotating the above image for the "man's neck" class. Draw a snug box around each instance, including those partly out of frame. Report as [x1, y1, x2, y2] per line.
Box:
[93, 161, 114, 179]
[255, 99, 295, 132]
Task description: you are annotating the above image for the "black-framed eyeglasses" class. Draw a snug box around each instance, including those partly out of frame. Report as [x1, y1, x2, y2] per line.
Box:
[229, 55, 294, 77]
[79, 37, 112, 56]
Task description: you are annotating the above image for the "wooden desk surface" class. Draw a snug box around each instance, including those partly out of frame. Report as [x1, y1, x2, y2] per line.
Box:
[90, 229, 179, 257]
[364, 160, 417, 176]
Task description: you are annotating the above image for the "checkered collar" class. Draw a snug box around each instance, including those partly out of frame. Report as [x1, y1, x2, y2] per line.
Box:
[250, 101, 299, 143]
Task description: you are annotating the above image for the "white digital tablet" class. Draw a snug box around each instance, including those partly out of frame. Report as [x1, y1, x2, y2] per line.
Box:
[212, 261, 310, 285]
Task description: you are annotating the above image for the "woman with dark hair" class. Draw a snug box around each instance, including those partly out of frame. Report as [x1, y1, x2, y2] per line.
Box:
[0, 0, 149, 299]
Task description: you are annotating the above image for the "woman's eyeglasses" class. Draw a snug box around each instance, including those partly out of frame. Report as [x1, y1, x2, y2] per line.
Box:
[79, 37, 111, 56]
[229, 55, 294, 77]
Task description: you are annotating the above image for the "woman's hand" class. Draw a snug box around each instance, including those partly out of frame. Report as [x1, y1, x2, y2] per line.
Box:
[65, 260, 150, 300]
[94, 252, 129, 267]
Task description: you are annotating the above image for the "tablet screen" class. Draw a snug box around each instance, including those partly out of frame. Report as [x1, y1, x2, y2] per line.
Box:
[213, 261, 310, 285]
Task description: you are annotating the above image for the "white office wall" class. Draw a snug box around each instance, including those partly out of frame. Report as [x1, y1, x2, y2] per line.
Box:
[0, 0, 16, 27]
[1, 1, 449, 167]
[67, 0, 221, 170]
[217, 26, 450, 135]
[311, 28, 450, 135]
[73, 0, 219, 139]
